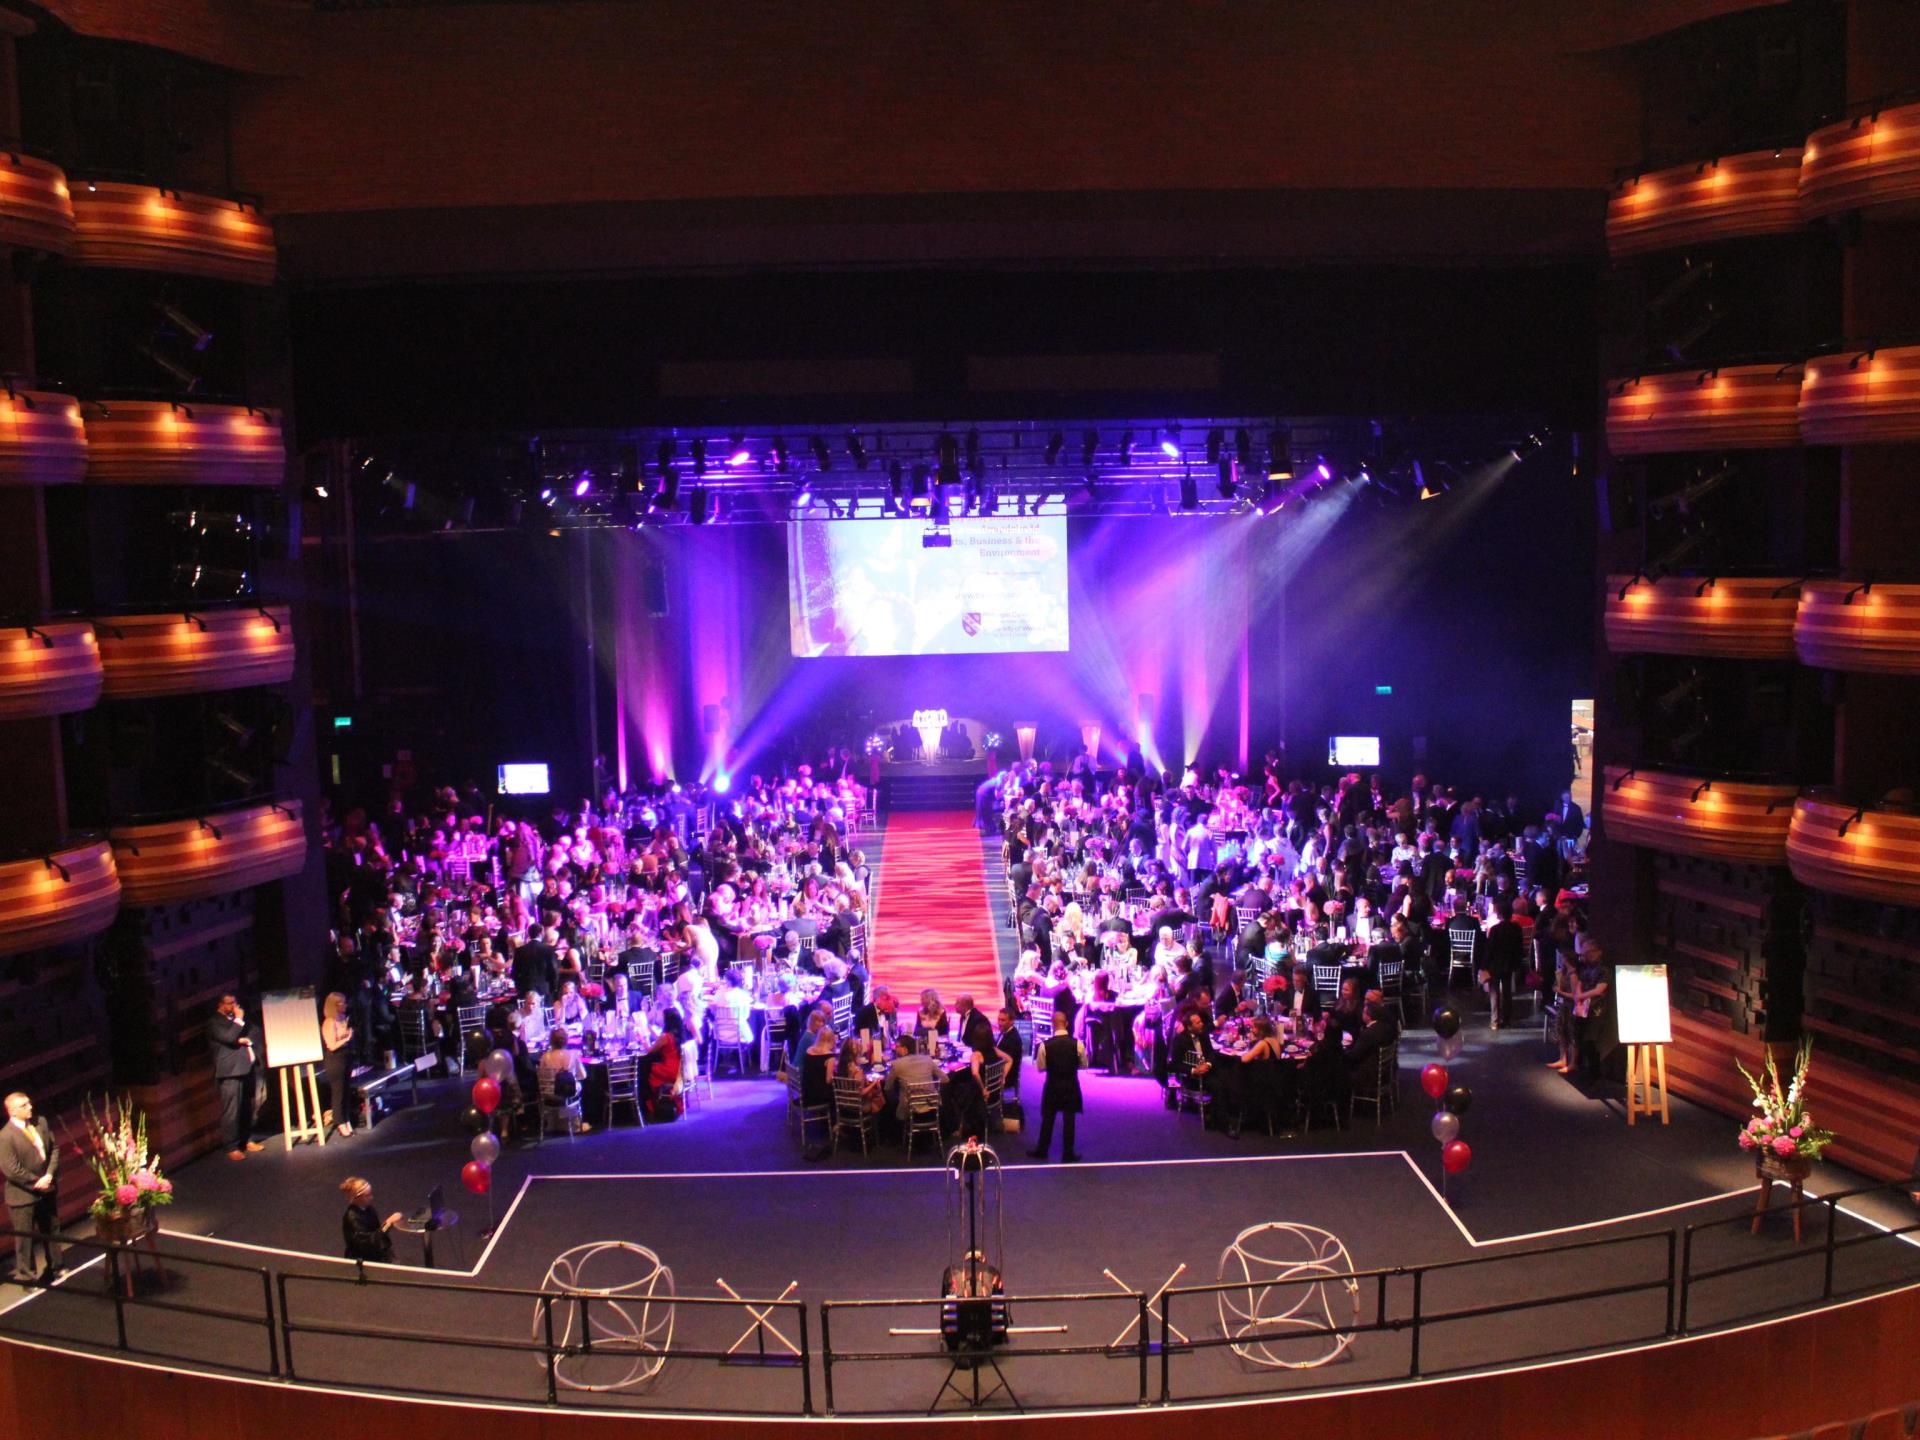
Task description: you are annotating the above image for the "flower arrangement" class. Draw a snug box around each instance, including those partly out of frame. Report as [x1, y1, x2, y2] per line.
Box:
[81, 1095, 173, 1221]
[1735, 1039, 1835, 1163]
[580, 981, 605, 1002]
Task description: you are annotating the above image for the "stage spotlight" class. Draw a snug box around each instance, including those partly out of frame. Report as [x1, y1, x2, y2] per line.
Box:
[981, 483, 1000, 516]
[656, 438, 675, 473]
[847, 431, 869, 469]
[773, 436, 791, 472]
[936, 432, 961, 488]
[932, 481, 952, 525]
[1177, 472, 1198, 510]
[1315, 458, 1332, 482]
[539, 487, 556, 505]
[713, 772, 732, 794]
[312, 482, 328, 500]
[810, 435, 832, 471]
[690, 486, 712, 524]
[1235, 428, 1253, 470]
[910, 462, 931, 507]
[1160, 428, 1182, 459]
[1045, 431, 1064, 465]
[922, 527, 953, 549]
[573, 474, 592, 498]
[1205, 429, 1223, 465]
[795, 476, 814, 508]
[692, 438, 708, 476]
[1216, 456, 1235, 499]
[887, 459, 906, 514]
[1119, 430, 1133, 466]
[1082, 430, 1099, 469]
[727, 436, 752, 467]
[659, 462, 680, 509]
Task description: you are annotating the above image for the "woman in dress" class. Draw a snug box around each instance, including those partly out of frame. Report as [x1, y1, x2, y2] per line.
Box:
[322, 992, 356, 1137]
[916, 989, 950, 1048]
[640, 1007, 687, 1114]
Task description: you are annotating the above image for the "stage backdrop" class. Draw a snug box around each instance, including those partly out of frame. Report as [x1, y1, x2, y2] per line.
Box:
[609, 516, 1259, 786]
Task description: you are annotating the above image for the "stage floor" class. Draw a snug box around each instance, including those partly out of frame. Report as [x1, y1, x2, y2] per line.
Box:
[5, 1022, 1918, 1415]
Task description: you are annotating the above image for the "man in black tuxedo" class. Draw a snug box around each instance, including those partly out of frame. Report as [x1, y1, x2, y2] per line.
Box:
[2, 1091, 58, 1282]
[208, 996, 264, 1161]
[1029, 892, 1057, 969]
[954, 994, 997, 1056]
[512, 928, 559, 998]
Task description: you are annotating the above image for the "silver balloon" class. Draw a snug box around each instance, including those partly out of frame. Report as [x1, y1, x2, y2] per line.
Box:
[481, 1048, 515, 1083]
[1436, 1033, 1464, 1062]
[1431, 1110, 1461, 1145]
[471, 1130, 501, 1165]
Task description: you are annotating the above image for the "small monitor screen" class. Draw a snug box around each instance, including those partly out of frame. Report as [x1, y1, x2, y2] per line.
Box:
[497, 762, 551, 796]
[1328, 735, 1381, 768]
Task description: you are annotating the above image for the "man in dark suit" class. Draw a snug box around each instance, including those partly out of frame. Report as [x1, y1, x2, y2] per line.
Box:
[1481, 897, 1526, 1029]
[1345, 993, 1401, 1079]
[2, 1091, 58, 1282]
[1029, 892, 1056, 969]
[954, 994, 997, 1056]
[1026, 1010, 1086, 1163]
[208, 995, 264, 1161]
[512, 927, 559, 998]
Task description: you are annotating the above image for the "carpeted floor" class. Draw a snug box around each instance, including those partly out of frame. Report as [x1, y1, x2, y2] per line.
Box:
[870, 810, 1004, 1009]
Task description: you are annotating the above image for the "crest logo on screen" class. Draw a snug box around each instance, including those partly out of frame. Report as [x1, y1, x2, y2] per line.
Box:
[962, 612, 981, 636]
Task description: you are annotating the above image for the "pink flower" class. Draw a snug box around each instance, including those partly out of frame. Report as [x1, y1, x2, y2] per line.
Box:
[1747, 1118, 1766, 1132]
[157, 1180, 173, 1194]
[133, 1171, 157, 1192]
[1771, 1137, 1795, 1156]
[1789, 1125, 1803, 1138]
[1737, 1132, 1755, 1150]
[114, 1183, 139, 1208]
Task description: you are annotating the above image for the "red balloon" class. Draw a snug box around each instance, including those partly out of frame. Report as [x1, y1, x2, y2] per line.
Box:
[1442, 1139, 1473, 1175]
[461, 1160, 493, 1195]
[1420, 1063, 1450, 1101]
[471, 1077, 501, 1115]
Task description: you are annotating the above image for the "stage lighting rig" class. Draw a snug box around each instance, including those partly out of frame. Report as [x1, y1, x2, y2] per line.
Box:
[847, 431, 869, 469]
[1119, 430, 1134, 466]
[1044, 431, 1064, 465]
[810, 435, 833, 471]
[691, 438, 708, 476]
[1161, 427, 1182, 459]
[1178, 470, 1199, 511]
[1206, 428, 1223, 465]
[773, 436, 791, 472]
[937, 432, 962, 489]
[1082, 430, 1099, 469]
[886, 459, 906, 514]
[1216, 455, 1236, 499]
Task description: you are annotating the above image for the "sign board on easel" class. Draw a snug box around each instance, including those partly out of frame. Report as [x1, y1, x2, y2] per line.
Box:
[261, 988, 328, 1149]
[1615, 964, 1671, 1125]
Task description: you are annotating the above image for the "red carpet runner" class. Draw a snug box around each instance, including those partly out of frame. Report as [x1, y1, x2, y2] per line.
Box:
[871, 810, 1005, 1008]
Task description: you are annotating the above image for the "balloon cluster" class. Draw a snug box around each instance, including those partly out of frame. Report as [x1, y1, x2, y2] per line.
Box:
[1421, 1007, 1474, 1178]
[460, 1049, 516, 1195]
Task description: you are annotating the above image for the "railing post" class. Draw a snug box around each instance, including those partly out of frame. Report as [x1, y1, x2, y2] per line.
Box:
[820, 1303, 835, 1417]
[1159, 1288, 1173, 1402]
[1408, 1268, 1423, 1378]
[1677, 1227, 1694, 1336]
[107, 1245, 128, 1352]
[1663, 1229, 1677, 1337]
[1823, 1194, 1839, 1301]
[542, 1293, 558, 1405]
[260, 1268, 280, 1377]
[276, 1271, 296, 1379]
[797, 1303, 813, 1417]
[1136, 1292, 1149, 1406]
[579, 1293, 592, 1355]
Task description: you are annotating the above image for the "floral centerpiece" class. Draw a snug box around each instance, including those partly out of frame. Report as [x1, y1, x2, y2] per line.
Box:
[1735, 1039, 1835, 1176]
[82, 1095, 173, 1237]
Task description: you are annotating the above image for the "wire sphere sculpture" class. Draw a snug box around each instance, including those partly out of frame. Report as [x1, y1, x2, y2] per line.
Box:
[1215, 1222, 1360, 1370]
[533, 1241, 676, 1391]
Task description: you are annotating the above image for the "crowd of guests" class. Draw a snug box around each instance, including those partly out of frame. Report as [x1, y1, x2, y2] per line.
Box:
[315, 758, 879, 1130]
[990, 751, 1602, 1130]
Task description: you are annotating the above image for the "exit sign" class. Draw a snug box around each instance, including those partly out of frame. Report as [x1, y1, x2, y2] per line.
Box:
[1374, 685, 1393, 696]
[332, 715, 354, 729]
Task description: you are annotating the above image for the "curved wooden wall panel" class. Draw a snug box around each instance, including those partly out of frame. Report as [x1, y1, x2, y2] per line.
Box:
[1794, 580, 1920, 674]
[0, 620, 103, 719]
[0, 154, 76, 255]
[110, 800, 306, 907]
[1788, 796, 1920, 908]
[1606, 149, 1804, 257]
[1602, 766, 1796, 864]
[69, 182, 275, 284]
[1798, 345, 1920, 446]
[83, 401, 284, 487]
[0, 388, 88, 485]
[0, 840, 120, 957]
[1606, 365, 1803, 453]
[1801, 100, 1920, 219]
[95, 606, 294, 699]
[1604, 575, 1799, 658]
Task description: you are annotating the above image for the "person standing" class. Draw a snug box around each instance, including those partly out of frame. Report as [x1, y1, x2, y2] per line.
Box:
[2, 1092, 58, 1283]
[209, 995, 265, 1160]
[321, 992, 356, 1138]
[1027, 1010, 1086, 1163]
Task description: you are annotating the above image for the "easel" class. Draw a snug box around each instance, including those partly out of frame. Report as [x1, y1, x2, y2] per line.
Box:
[1624, 1043, 1669, 1126]
[276, 1063, 329, 1149]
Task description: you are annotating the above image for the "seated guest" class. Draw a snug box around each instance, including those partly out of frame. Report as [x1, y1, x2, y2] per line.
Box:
[1283, 963, 1323, 1025]
[1151, 925, 1185, 973]
[340, 1176, 401, 1263]
[551, 978, 588, 1030]
[1345, 991, 1400, 1078]
[1329, 976, 1366, 1040]
[640, 1008, 688, 1115]
[954, 993, 996, 1054]
[993, 1007, 1024, 1094]
[801, 1025, 839, 1159]
[883, 1033, 941, 1129]
[856, 983, 898, 1062]
[1169, 1009, 1225, 1124]
[916, 989, 950, 1047]
[538, 1029, 589, 1126]
[1242, 1016, 1285, 1062]
[831, 1034, 884, 1114]
[515, 991, 550, 1052]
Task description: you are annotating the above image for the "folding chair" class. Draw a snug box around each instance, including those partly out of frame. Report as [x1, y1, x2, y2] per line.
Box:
[455, 1004, 489, 1074]
[903, 1080, 943, 1159]
[603, 1055, 642, 1128]
[982, 1057, 1008, 1132]
[536, 1066, 585, 1141]
[831, 1076, 876, 1156]
[711, 1005, 755, 1076]
[1350, 1043, 1398, 1126]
